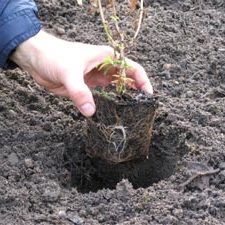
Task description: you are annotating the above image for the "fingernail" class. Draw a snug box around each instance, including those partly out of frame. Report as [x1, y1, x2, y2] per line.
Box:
[142, 84, 153, 95]
[80, 103, 95, 117]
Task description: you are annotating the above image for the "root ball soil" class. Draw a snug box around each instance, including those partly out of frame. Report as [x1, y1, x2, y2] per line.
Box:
[1, 0, 225, 224]
[86, 89, 158, 163]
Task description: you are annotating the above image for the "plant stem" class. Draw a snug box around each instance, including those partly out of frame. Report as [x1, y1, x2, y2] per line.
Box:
[97, 0, 144, 94]
[132, 0, 144, 42]
[97, 0, 117, 49]
[111, 0, 127, 93]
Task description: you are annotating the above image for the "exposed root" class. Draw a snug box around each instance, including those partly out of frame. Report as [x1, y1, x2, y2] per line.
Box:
[108, 125, 127, 153]
[98, 124, 127, 153]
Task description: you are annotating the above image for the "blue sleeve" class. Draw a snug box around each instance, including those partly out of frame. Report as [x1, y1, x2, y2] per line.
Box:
[0, 0, 42, 68]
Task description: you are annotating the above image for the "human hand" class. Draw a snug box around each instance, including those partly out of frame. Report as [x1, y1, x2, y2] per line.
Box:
[11, 30, 153, 117]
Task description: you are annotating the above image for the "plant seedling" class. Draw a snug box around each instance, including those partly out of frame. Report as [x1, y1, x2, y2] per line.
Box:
[85, 0, 158, 164]
[97, 0, 144, 94]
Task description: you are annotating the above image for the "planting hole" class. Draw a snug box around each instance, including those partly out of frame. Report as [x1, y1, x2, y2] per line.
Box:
[63, 116, 190, 193]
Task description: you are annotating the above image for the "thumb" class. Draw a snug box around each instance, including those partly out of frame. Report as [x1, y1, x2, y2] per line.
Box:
[64, 73, 96, 117]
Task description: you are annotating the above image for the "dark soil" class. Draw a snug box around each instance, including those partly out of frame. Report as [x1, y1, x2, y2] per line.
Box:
[1, 0, 225, 224]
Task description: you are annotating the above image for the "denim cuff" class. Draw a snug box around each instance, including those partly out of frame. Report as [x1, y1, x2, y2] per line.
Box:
[0, 9, 41, 69]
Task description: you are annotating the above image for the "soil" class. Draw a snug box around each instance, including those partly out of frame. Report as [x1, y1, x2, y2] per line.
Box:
[1, 0, 225, 224]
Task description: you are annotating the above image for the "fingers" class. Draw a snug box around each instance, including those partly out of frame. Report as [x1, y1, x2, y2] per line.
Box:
[125, 58, 153, 94]
[83, 44, 153, 94]
[63, 71, 96, 117]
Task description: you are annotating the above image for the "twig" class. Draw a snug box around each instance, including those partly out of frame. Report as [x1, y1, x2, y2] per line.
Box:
[97, 0, 144, 94]
[97, 0, 117, 48]
[132, 0, 144, 41]
[111, 0, 126, 77]
[112, 0, 123, 40]
[179, 168, 220, 189]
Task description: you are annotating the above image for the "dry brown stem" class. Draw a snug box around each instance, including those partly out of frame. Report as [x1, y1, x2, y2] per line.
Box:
[132, 0, 144, 42]
[97, 0, 144, 94]
[179, 168, 220, 190]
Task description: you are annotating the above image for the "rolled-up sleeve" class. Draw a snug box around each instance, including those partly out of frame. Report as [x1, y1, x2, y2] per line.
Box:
[0, 0, 41, 68]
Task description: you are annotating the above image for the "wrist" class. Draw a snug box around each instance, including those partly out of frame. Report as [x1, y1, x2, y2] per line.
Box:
[10, 30, 52, 70]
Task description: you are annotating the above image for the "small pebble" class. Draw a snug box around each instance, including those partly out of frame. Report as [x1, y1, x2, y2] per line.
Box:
[219, 170, 225, 178]
[56, 27, 66, 35]
[219, 162, 225, 170]
[173, 208, 183, 218]
[70, 216, 84, 225]
[41, 181, 61, 202]
[186, 90, 193, 98]
[58, 210, 67, 219]
[163, 63, 174, 70]
[24, 158, 34, 168]
[8, 109, 17, 117]
[8, 152, 19, 166]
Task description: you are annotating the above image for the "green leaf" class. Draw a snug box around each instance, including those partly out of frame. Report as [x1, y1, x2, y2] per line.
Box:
[103, 65, 112, 76]
[110, 15, 120, 22]
[104, 55, 114, 65]
[124, 62, 133, 69]
[98, 62, 109, 71]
